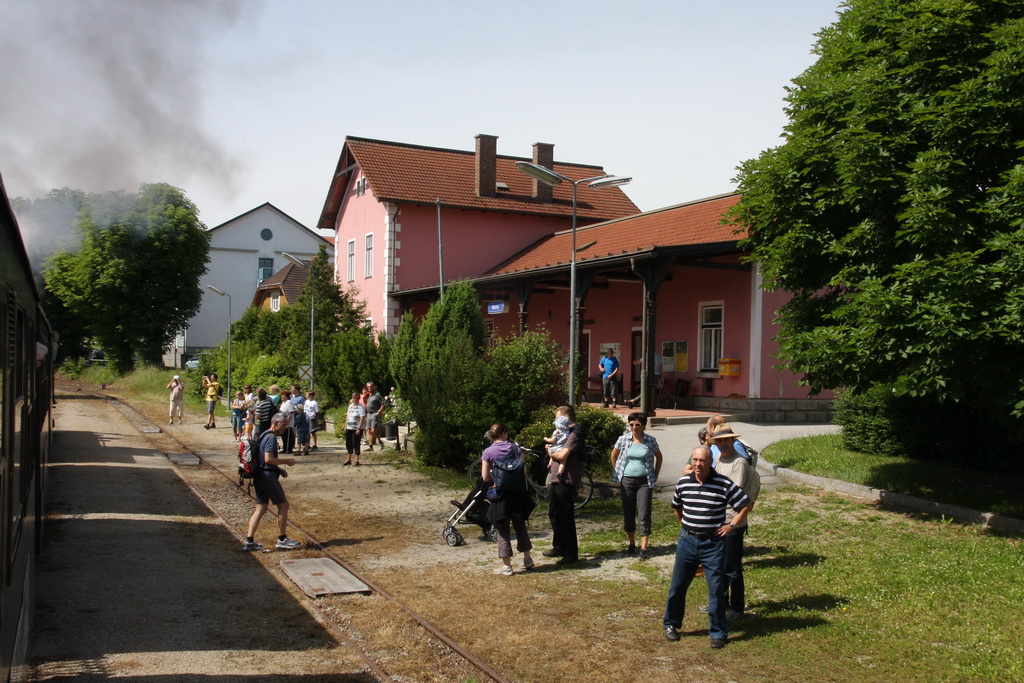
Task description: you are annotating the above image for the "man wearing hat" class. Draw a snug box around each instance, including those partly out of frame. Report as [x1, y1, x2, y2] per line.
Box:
[706, 415, 750, 465]
[663, 444, 752, 648]
[706, 423, 761, 620]
[166, 374, 184, 425]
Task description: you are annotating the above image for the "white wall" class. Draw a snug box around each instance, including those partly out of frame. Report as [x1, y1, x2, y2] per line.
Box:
[183, 205, 332, 351]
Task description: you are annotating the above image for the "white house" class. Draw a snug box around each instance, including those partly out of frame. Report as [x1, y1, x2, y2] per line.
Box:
[168, 203, 333, 366]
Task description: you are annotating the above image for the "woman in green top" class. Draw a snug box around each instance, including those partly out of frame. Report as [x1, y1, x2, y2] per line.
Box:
[610, 412, 663, 560]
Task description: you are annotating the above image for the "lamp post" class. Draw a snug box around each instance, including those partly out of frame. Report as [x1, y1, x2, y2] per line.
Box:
[515, 161, 631, 407]
[206, 285, 231, 402]
[281, 252, 315, 391]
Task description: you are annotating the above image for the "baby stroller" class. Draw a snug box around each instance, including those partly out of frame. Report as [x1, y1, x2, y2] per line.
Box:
[443, 476, 498, 546]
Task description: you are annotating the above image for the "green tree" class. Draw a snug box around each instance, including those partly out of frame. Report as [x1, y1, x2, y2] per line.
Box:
[406, 281, 489, 467]
[480, 329, 564, 436]
[731, 1, 1024, 439]
[388, 310, 419, 395]
[43, 184, 209, 373]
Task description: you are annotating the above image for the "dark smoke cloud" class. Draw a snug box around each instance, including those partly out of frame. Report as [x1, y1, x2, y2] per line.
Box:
[0, 0, 264, 268]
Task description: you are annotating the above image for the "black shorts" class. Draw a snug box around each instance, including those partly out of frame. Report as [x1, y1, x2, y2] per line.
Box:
[253, 472, 287, 506]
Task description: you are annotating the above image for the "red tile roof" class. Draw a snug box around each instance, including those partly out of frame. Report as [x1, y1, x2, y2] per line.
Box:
[319, 136, 640, 229]
[486, 193, 745, 277]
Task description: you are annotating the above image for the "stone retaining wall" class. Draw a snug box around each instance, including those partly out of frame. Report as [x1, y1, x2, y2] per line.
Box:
[678, 396, 834, 423]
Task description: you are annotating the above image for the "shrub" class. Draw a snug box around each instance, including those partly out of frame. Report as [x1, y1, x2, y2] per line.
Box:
[515, 403, 625, 477]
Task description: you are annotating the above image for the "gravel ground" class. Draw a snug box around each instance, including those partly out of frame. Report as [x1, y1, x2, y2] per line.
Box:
[30, 391, 473, 682]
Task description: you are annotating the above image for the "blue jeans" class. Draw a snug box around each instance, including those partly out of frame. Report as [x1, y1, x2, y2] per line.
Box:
[663, 529, 728, 640]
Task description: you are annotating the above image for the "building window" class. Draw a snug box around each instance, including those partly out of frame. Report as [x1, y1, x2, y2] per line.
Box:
[364, 233, 373, 278]
[355, 177, 368, 197]
[699, 303, 723, 372]
[271, 292, 280, 312]
[347, 240, 355, 282]
[258, 257, 274, 284]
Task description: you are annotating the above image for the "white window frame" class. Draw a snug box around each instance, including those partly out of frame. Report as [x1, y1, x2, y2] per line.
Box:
[346, 239, 356, 282]
[698, 301, 724, 372]
[364, 233, 374, 278]
[271, 292, 280, 313]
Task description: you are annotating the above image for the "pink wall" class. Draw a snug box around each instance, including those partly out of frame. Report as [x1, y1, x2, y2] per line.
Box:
[395, 204, 571, 292]
[333, 172, 389, 325]
[477, 259, 825, 401]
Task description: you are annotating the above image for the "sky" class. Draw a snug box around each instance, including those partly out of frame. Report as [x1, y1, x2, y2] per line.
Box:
[1, 0, 845, 257]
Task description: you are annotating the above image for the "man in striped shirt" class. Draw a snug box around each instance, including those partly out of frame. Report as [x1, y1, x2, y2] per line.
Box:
[663, 445, 752, 649]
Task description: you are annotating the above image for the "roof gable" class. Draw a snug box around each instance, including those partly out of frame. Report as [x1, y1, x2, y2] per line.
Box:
[252, 261, 307, 307]
[319, 136, 640, 229]
[208, 202, 330, 247]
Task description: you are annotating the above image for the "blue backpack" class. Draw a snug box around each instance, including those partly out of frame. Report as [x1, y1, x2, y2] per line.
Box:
[491, 446, 528, 495]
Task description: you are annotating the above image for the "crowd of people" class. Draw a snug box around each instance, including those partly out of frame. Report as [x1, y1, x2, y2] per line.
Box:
[170, 371, 760, 648]
[474, 409, 761, 650]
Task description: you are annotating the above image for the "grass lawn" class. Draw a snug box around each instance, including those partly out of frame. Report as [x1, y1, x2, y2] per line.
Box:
[763, 433, 1024, 519]
[576, 486, 1024, 681]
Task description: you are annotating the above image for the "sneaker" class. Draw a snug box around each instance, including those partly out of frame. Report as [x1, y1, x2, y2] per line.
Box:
[665, 626, 680, 642]
[242, 540, 262, 552]
[492, 564, 513, 576]
[698, 604, 710, 614]
[711, 638, 726, 649]
[555, 556, 579, 566]
[542, 549, 563, 558]
[276, 537, 301, 550]
[639, 548, 650, 561]
[168, 420, 173, 425]
[523, 556, 535, 570]
[626, 544, 636, 556]
[726, 609, 745, 622]
[178, 421, 182, 425]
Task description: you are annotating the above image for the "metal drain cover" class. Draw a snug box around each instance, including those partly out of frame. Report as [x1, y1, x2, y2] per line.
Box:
[280, 557, 370, 597]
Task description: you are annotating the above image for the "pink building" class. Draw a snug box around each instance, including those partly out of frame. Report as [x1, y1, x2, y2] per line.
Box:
[319, 134, 831, 420]
[318, 134, 638, 334]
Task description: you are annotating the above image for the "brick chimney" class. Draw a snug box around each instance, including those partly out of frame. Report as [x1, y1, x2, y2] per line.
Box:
[475, 134, 498, 198]
[532, 142, 555, 202]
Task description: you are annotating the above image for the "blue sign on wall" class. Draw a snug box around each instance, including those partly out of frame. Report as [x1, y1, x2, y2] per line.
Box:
[487, 301, 505, 315]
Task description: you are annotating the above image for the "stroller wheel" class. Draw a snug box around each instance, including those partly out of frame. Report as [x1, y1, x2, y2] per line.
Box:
[444, 528, 463, 546]
[486, 528, 499, 543]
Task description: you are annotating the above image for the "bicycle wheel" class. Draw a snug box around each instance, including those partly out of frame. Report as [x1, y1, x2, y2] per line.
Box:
[466, 459, 483, 487]
[574, 468, 594, 510]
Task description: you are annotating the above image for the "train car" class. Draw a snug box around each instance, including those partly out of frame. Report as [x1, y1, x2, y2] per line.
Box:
[0, 171, 54, 683]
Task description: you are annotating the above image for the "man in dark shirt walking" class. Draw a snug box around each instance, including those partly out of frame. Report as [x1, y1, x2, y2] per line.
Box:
[663, 445, 751, 649]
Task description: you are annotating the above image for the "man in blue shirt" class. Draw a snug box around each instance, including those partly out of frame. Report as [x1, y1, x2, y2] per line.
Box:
[599, 348, 621, 408]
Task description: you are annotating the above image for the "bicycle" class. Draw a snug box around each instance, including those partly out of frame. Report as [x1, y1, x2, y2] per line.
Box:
[466, 444, 594, 511]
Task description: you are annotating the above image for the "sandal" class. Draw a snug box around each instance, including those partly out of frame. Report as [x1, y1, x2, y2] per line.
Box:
[354, 461, 361, 466]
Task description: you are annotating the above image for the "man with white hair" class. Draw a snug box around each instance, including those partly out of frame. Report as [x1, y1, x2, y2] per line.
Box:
[663, 445, 751, 649]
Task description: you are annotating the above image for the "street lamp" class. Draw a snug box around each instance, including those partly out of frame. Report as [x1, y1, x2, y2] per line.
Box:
[515, 161, 631, 407]
[281, 252, 314, 391]
[206, 285, 231, 403]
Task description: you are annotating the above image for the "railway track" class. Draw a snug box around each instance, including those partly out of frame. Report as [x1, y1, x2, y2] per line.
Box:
[87, 389, 512, 683]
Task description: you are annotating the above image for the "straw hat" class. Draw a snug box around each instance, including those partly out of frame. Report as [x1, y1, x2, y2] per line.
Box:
[707, 423, 742, 440]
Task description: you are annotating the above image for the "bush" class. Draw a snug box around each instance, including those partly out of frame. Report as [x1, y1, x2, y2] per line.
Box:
[833, 383, 1009, 469]
[515, 403, 625, 477]
[61, 357, 86, 379]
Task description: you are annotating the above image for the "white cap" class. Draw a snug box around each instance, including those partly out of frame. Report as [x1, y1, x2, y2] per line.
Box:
[173, 375, 180, 380]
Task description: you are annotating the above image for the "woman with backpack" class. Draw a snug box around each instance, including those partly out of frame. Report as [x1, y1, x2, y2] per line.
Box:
[480, 422, 535, 576]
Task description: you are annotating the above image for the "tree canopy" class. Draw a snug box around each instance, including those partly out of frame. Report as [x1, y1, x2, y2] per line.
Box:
[731, 0, 1024, 431]
[43, 183, 209, 372]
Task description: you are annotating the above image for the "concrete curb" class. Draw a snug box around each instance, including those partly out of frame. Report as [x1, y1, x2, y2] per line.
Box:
[760, 458, 1024, 535]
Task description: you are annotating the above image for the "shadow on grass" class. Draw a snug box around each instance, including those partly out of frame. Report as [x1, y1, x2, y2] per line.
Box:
[744, 544, 825, 570]
[864, 461, 1024, 519]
